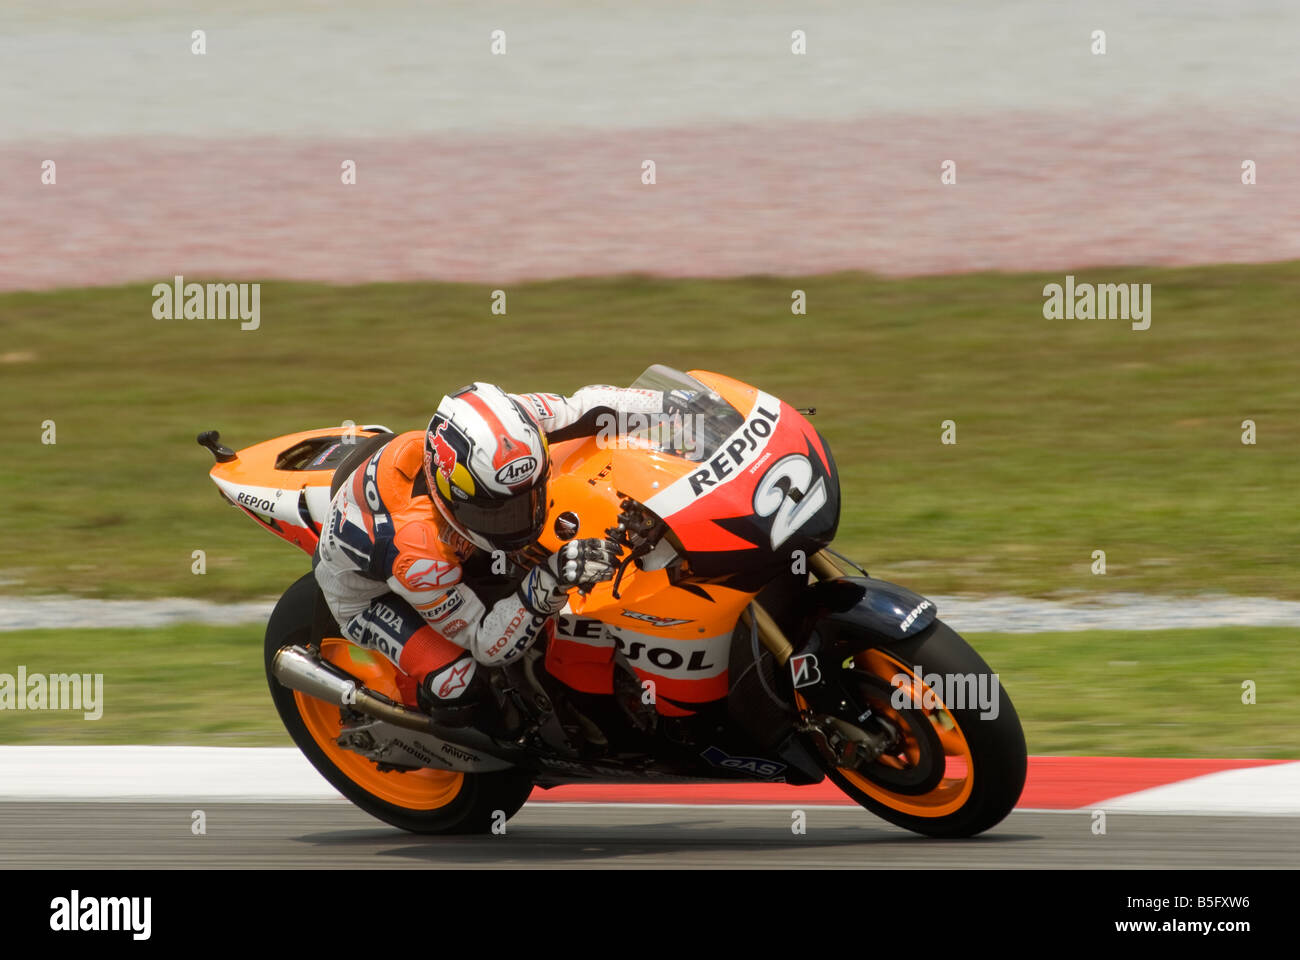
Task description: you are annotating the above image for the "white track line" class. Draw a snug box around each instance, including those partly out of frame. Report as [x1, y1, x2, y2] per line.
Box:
[0, 746, 342, 802]
[1101, 761, 1300, 816]
[1, 747, 1297, 815]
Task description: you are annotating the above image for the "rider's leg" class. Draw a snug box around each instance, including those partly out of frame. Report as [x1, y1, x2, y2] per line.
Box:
[339, 593, 477, 709]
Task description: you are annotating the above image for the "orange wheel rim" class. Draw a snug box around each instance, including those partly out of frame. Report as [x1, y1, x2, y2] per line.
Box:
[797, 649, 975, 818]
[294, 639, 465, 810]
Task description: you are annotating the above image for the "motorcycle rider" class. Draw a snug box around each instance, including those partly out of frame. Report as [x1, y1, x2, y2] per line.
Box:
[313, 382, 667, 734]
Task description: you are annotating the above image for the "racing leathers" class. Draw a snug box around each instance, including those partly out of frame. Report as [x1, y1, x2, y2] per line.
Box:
[312, 385, 664, 710]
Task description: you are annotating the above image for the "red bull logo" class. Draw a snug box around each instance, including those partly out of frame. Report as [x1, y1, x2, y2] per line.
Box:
[430, 421, 457, 479]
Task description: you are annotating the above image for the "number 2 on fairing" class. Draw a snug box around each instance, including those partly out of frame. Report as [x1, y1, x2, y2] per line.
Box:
[753, 454, 828, 549]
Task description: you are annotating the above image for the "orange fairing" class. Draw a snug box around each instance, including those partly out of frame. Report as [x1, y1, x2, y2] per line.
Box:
[537, 428, 759, 714]
[695, 368, 832, 477]
[555, 565, 753, 711]
[688, 369, 760, 418]
[604, 369, 830, 568]
[542, 437, 695, 542]
[207, 427, 386, 555]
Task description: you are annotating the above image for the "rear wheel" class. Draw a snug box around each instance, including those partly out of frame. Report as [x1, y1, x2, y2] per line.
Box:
[798, 620, 1026, 838]
[264, 572, 534, 834]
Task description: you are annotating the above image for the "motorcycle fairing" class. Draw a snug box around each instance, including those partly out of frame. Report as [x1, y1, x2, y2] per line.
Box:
[207, 427, 387, 554]
[629, 372, 840, 588]
[534, 370, 840, 712]
[802, 577, 939, 650]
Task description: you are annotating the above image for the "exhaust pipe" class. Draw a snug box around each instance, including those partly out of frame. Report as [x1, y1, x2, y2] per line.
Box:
[272, 645, 436, 735]
[273, 645, 359, 703]
[273, 646, 546, 763]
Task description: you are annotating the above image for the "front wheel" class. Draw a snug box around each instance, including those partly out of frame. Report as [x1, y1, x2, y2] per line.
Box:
[798, 620, 1027, 838]
[264, 572, 534, 834]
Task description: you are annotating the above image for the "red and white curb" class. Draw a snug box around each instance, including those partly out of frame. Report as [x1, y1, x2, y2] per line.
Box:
[0, 747, 1295, 815]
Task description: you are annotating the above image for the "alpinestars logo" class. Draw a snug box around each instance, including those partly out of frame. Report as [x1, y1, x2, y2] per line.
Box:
[790, 654, 821, 689]
[398, 557, 461, 591]
[433, 658, 475, 699]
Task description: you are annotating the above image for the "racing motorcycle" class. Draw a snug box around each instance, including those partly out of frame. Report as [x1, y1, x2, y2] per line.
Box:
[198, 365, 1026, 838]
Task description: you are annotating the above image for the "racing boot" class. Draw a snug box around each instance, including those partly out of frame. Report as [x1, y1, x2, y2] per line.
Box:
[417, 660, 519, 740]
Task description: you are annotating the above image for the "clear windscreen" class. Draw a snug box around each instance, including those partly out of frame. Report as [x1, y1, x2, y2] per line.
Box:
[626, 364, 746, 462]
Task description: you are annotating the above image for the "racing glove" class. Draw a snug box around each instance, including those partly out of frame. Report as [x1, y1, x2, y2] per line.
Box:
[518, 538, 623, 616]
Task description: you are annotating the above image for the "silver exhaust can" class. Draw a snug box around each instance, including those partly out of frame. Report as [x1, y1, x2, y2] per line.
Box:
[272, 645, 358, 705]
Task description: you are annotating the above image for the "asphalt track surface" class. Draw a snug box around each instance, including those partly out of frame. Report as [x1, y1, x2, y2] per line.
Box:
[3, 803, 1295, 869]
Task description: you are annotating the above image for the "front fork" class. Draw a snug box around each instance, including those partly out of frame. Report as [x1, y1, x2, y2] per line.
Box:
[738, 549, 844, 663]
[741, 551, 898, 770]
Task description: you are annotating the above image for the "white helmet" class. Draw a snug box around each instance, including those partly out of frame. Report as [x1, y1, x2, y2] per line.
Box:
[423, 383, 550, 552]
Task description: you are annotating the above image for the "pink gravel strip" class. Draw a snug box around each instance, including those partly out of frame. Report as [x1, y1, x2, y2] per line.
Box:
[3, 112, 1297, 291]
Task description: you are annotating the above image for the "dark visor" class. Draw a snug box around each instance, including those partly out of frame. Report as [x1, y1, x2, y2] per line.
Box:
[446, 481, 548, 548]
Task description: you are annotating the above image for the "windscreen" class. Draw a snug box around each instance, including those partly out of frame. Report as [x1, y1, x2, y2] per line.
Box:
[626, 364, 746, 462]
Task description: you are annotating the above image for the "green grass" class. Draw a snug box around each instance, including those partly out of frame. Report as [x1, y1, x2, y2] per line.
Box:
[0, 624, 288, 746]
[1, 264, 1297, 601]
[0, 624, 1293, 757]
[970, 627, 1298, 758]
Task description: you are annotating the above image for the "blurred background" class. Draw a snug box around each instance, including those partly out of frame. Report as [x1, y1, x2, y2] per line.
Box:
[1, 1, 1297, 756]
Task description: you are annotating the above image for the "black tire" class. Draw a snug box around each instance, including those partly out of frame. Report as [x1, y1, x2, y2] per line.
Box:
[817, 620, 1027, 838]
[264, 572, 534, 834]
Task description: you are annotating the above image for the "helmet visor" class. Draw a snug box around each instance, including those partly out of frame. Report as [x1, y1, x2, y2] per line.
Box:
[445, 473, 549, 550]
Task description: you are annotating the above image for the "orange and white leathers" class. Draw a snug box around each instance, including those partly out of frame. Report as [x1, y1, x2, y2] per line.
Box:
[313, 386, 662, 705]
